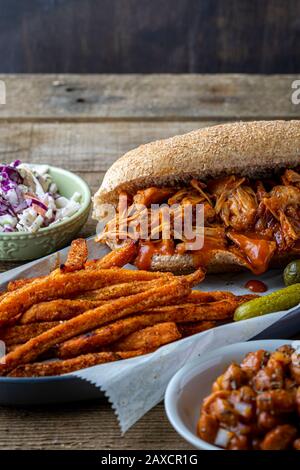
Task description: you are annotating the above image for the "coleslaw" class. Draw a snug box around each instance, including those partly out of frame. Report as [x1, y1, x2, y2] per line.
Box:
[0, 161, 82, 233]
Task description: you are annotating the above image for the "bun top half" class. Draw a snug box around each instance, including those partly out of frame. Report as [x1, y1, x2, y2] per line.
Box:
[93, 120, 300, 219]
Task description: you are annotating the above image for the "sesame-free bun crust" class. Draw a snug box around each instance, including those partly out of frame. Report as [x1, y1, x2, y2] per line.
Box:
[93, 120, 300, 217]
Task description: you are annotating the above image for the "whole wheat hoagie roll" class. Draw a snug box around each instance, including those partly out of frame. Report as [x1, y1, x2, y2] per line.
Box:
[94, 120, 300, 207]
[93, 120, 300, 274]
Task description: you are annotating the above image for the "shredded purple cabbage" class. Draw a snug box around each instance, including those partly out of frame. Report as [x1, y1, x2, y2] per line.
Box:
[0, 196, 11, 216]
[0, 163, 29, 216]
[28, 198, 48, 211]
[0, 166, 23, 185]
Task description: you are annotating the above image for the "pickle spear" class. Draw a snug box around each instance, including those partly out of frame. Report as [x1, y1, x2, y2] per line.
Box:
[284, 260, 300, 286]
[234, 283, 300, 321]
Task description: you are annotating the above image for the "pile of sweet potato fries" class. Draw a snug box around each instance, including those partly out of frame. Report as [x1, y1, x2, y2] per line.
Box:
[0, 239, 255, 377]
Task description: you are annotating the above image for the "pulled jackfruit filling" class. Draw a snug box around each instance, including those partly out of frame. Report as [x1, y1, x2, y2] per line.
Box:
[98, 168, 300, 274]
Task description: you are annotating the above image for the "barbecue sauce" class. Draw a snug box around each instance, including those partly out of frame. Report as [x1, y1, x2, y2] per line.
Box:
[245, 280, 268, 293]
[227, 232, 276, 275]
[134, 240, 175, 270]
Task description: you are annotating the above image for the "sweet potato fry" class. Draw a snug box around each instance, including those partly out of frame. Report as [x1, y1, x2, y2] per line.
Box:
[0, 268, 173, 326]
[6, 344, 54, 361]
[177, 321, 216, 337]
[6, 268, 61, 293]
[8, 350, 147, 377]
[6, 267, 197, 295]
[76, 269, 199, 302]
[85, 241, 137, 270]
[0, 322, 60, 346]
[7, 279, 29, 291]
[147, 299, 237, 321]
[76, 278, 169, 301]
[56, 300, 234, 359]
[60, 239, 88, 273]
[111, 322, 181, 351]
[0, 277, 190, 374]
[180, 269, 205, 286]
[7, 277, 43, 292]
[57, 313, 182, 358]
[187, 290, 236, 303]
[20, 299, 104, 324]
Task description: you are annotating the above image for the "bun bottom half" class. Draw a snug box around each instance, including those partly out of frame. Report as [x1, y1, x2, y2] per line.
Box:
[105, 240, 295, 275]
[150, 252, 295, 274]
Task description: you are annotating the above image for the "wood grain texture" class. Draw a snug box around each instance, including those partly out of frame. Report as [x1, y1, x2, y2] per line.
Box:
[0, 121, 215, 170]
[0, 0, 300, 74]
[0, 400, 193, 450]
[0, 74, 299, 120]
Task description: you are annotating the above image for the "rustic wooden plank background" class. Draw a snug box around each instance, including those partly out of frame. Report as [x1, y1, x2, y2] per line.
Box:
[0, 74, 299, 449]
[0, 74, 298, 120]
[0, 402, 193, 450]
[0, 0, 300, 74]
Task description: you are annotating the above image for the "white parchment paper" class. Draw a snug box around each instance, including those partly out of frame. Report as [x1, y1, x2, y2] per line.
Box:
[0, 238, 298, 433]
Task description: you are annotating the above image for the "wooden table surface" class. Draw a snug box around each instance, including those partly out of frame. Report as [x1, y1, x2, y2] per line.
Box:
[0, 74, 298, 450]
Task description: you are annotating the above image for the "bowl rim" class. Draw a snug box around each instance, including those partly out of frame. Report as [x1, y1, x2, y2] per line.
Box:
[0, 165, 91, 237]
[164, 339, 294, 450]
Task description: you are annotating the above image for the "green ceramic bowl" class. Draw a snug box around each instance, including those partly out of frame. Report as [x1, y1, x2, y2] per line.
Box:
[0, 166, 91, 261]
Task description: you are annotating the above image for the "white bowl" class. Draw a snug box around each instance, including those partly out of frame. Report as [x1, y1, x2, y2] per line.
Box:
[165, 339, 294, 450]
